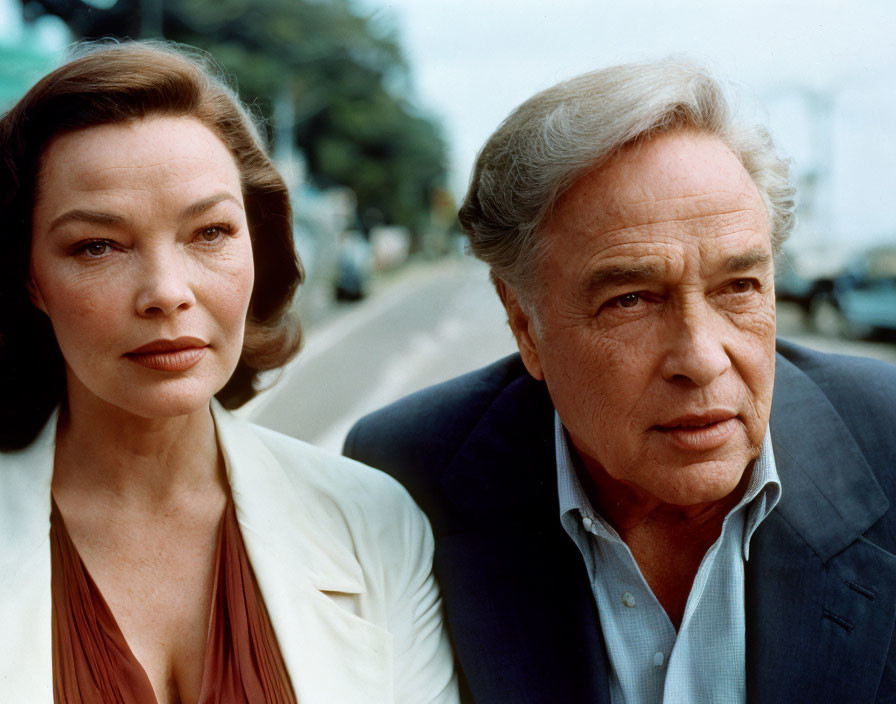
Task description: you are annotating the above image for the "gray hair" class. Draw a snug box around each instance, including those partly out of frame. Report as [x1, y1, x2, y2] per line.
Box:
[458, 58, 796, 300]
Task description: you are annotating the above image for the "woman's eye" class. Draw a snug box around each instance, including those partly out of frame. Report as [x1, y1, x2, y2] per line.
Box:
[76, 241, 112, 257]
[197, 225, 231, 242]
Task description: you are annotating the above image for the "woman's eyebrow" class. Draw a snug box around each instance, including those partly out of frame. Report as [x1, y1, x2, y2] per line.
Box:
[46, 192, 244, 235]
[181, 192, 243, 220]
[47, 208, 124, 233]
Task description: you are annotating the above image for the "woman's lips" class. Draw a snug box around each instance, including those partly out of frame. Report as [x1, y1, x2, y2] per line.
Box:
[654, 416, 740, 451]
[125, 338, 208, 371]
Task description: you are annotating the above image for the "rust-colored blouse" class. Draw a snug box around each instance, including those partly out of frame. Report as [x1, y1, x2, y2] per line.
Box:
[50, 499, 298, 704]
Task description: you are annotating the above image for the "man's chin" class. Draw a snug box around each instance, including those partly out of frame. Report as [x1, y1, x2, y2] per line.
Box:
[647, 456, 755, 508]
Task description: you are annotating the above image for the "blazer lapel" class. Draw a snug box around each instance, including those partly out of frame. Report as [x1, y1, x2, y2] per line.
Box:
[437, 374, 610, 703]
[0, 412, 55, 702]
[213, 404, 394, 704]
[747, 353, 896, 703]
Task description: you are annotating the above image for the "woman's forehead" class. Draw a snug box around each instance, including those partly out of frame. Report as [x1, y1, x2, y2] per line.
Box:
[34, 116, 243, 220]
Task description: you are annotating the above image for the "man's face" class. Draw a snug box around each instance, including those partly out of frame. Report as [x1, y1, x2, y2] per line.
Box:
[506, 130, 776, 507]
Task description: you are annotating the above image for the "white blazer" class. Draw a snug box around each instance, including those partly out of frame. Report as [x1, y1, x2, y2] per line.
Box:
[0, 402, 459, 703]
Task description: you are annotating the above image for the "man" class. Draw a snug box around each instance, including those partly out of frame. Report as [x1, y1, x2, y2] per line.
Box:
[344, 59, 896, 703]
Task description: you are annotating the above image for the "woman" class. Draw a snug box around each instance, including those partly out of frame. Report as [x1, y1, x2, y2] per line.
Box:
[0, 41, 458, 703]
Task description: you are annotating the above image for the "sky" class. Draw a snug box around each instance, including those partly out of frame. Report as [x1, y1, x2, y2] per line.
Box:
[2, 0, 894, 251]
[364, 0, 896, 252]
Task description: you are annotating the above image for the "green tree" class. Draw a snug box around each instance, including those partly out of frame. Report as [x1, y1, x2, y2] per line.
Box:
[22, 0, 448, 236]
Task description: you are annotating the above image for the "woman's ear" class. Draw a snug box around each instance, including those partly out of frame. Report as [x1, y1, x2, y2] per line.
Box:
[27, 272, 48, 314]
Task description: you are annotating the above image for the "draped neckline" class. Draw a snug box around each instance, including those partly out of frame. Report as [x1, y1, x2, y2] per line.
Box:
[50, 497, 298, 704]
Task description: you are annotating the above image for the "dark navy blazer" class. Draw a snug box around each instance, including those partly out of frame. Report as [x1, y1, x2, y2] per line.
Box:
[345, 340, 896, 703]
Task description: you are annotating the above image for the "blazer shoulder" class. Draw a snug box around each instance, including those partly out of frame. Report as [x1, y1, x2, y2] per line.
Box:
[776, 338, 896, 415]
[344, 353, 530, 470]
[249, 420, 425, 527]
[211, 410, 459, 704]
[215, 405, 432, 573]
[775, 339, 896, 495]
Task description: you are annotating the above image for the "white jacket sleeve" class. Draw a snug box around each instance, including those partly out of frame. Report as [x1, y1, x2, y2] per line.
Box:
[386, 500, 460, 704]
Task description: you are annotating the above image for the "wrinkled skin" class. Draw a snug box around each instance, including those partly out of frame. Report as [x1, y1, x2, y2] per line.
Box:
[504, 130, 776, 514]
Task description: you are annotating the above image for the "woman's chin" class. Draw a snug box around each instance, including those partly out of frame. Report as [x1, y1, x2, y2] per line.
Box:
[65, 372, 225, 423]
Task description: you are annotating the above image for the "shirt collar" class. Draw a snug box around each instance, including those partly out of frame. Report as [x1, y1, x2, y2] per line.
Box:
[554, 411, 781, 559]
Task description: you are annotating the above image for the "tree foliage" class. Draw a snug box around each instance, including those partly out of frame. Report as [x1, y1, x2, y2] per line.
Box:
[22, 0, 448, 232]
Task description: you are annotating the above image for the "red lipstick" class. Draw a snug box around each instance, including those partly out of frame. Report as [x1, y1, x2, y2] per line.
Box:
[125, 337, 208, 371]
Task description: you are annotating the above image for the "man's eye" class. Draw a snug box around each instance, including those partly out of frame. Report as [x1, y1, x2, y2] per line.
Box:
[616, 292, 641, 308]
[729, 279, 757, 293]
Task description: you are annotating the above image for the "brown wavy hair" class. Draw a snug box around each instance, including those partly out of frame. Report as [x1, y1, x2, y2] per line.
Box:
[0, 41, 304, 450]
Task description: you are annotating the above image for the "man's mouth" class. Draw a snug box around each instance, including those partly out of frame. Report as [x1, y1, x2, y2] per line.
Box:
[654, 412, 739, 450]
[658, 411, 736, 428]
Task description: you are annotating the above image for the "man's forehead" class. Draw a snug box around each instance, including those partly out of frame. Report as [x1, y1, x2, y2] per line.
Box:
[546, 131, 766, 234]
[552, 190, 766, 240]
[578, 241, 773, 289]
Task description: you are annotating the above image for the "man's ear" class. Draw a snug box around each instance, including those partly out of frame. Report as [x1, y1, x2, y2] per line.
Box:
[494, 278, 544, 381]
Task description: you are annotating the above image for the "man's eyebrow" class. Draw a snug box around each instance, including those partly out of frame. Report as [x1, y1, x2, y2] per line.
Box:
[584, 262, 664, 295]
[724, 248, 772, 273]
[180, 192, 243, 220]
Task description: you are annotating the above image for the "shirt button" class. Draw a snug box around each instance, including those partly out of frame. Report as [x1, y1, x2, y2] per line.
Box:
[653, 652, 665, 667]
[582, 516, 593, 532]
[621, 591, 636, 608]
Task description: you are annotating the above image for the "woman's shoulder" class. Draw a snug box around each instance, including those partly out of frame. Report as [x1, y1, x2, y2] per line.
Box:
[253, 420, 419, 509]
[214, 404, 430, 548]
[215, 405, 438, 620]
[0, 412, 55, 540]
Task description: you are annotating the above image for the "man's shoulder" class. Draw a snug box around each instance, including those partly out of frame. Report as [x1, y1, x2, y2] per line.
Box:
[344, 353, 555, 527]
[776, 338, 896, 414]
[774, 339, 896, 492]
[344, 353, 534, 469]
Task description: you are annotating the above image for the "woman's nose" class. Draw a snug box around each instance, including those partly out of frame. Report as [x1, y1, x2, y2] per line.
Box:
[134, 251, 197, 316]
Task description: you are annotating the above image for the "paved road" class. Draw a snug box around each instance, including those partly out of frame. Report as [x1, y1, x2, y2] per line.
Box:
[245, 257, 896, 451]
[245, 257, 516, 450]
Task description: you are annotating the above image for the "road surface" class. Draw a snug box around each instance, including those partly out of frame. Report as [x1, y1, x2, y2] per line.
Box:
[244, 257, 516, 450]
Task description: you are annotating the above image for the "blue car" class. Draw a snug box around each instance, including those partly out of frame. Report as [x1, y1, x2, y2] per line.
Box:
[810, 247, 896, 340]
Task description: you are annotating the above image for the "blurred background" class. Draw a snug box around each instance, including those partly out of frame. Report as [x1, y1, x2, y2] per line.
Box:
[2, 0, 894, 447]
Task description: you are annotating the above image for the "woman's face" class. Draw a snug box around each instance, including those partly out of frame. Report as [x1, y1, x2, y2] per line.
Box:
[29, 115, 255, 419]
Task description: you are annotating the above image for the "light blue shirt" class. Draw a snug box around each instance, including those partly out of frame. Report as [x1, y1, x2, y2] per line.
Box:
[555, 413, 781, 704]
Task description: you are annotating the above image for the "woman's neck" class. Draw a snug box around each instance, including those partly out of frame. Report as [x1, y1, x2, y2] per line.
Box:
[52, 390, 225, 513]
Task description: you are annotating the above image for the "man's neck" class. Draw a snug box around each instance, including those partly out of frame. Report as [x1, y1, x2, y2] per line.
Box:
[582, 460, 750, 534]
[577, 459, 753, 629]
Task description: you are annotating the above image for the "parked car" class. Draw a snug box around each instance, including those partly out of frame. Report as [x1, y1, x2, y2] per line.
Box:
[809, 246, 896, 340]
[334, 230, 372, 301]
[774, 254, 829, 312]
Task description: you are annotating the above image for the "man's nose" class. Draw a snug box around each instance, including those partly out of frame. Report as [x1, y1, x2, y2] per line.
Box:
[134, 249, 197, 317]
[660, 301, 732, 386]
